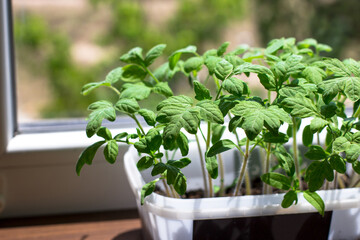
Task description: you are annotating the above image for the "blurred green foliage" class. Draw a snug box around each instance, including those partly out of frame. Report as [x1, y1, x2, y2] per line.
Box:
[254, 0, 360, 58]
[15, 0, 247, 118]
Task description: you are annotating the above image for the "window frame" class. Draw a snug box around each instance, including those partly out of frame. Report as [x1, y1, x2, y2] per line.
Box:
[0, 1, 136, 219]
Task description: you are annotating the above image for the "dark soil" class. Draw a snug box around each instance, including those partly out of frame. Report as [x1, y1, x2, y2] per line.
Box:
[155, 173, 353, 199]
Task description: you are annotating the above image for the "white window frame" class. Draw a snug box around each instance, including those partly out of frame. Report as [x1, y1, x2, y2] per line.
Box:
[0, 1, 136, 218]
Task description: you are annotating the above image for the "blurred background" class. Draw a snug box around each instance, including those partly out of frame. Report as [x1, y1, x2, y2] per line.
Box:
[12, 0, 360, 124]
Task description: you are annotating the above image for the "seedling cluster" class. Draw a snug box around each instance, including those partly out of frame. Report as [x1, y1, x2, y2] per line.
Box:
[77, 38, 360, 215]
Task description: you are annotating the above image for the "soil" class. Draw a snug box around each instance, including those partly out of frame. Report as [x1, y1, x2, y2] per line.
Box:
[156, 173, 353, 199]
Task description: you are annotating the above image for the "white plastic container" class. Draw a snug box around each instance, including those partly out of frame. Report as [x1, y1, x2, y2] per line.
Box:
[124, 146, 360, 240]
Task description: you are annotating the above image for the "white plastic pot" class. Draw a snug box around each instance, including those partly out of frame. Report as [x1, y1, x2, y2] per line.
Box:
[124, 145, 360, 240]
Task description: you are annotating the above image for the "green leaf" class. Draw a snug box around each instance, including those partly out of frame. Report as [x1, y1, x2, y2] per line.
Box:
[145, 129, 162, 152]
[174, 173, 187, 195]
[263, 132, 289, 143]
[329, 154, 346, 174]
[332, 137, 351, 153]
[224, 55, 244, 68]
[214, 59, 233, 80]
[222, 77, 248, 97]
[303, 190, 325, 216]
[193, 81, 212, 100]
[144, 44, 166, 66]
[96, 127, 112, 141]
[205, 155, 218, 179]
[196, 100, 224, 124]
[86, 101, 116, 137]
[303, 66, 326, 84]
[324, 58, 352, 76]
[153, 62, 179, 82]
[344, 58, 360, 77]
[184, 56, 204, 73]
[114, 132, 128, 141]
[305, 161, 325, 191]
[204, 56, 222, 75]
[345, 144, 360, 163]
[137, 156, 154, 171]
[104, 140, 118, 164]
[281, 190, 298, 208]
[169, 45, 197, 69]
[321, 102, 337, 118]
[265, 38, 284, 54]
[121, 64, 147, 82]
[310, 117, 328, 133]
[352, 161, 360, 174]
[260, 172, 291, 190]
[153, 82, 173, 97]
[323, 160, 334, 181]
[76, 141, 105, 175]
[231, 101, 291, 140]
[304, 145, 328, 160]
[281, 95, 320, 118]
[140, 179, 158, 205]
[157, 96, 200, 141]
[302, 125, 313, 147]
[319, 75, 360, 102]
[167, 158, 191, 168]
[120, 83, 151, 100]
[274, 150, 295, 177]
[217, 42, 230, 56]
[351, 132, 360, 144]
[207, 139, 238, 157]
[166, 165, 179, 185]
[228, 116, 243, 132]
[115, 98, 140, 114]
[138, 109, 156, 126]
[176, 132, 189, 156]
[120, 47, 144, 66]
[211, 124, 226, 144]
[317, 44, 332, 53]
[151, 163, 167, 176]
[134, 138, 150, 154]
[82, 66, 122, 96]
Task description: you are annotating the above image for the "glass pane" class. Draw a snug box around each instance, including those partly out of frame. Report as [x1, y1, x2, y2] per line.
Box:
[12, 0, 360, 125]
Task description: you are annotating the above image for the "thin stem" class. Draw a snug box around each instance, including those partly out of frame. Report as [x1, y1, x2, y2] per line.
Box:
[353, 104, 360, 118]
[162, 178, 171, 197]
[292, 117, 302, 190]
[145, 67, 160, 84]
[245, 170, 251, 195]
[218, 154, 225, 197]
[109, 86, 121, 96]
[170, 185, 180, 198]
[234, 138, 250, 196]
[131, 114, 146, 135]
[195, 134, 209, 197]
[263, 143, 272, 194]
[337, 173, 346, 189]
[317, 132, 321, 146]
[206, 122, 213, 197]
[351, 178, 360, 188]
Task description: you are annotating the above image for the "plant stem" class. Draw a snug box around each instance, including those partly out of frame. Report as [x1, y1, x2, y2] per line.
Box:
[234, 138, 250, 196]
[195, 134, 209, 198]
[263, 142, 272, 194]
[145, 67, 160, 84]
[292, 117, 302, 190]
[109, 86, 121, 96]
[218, 154, 225, 197]
[206, 122, 213, 197]
[162, 178, 171, 197]
[131, 114, 146, 135]
[245, 170, 251, 195]
[353, 105, 360, 118]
